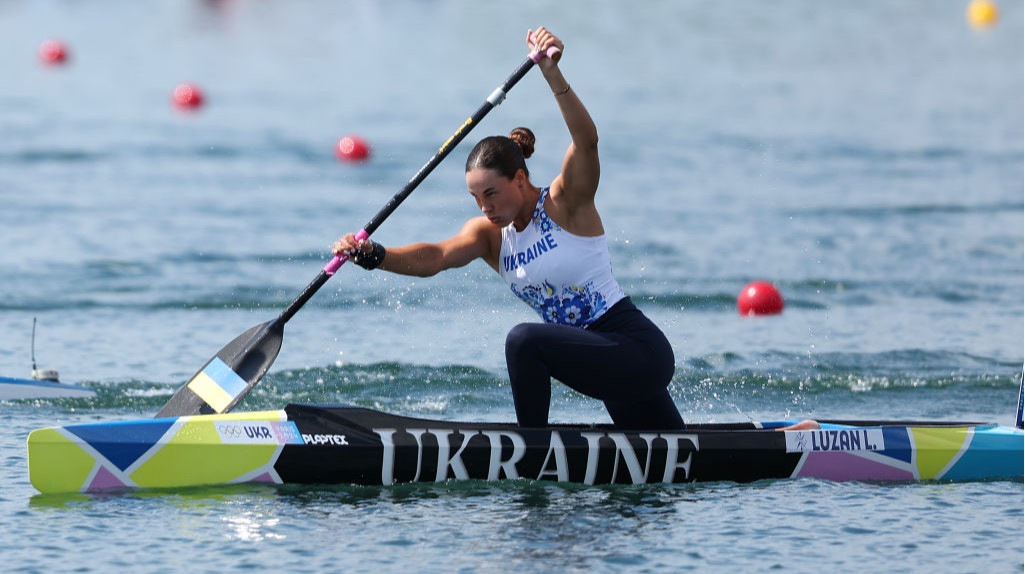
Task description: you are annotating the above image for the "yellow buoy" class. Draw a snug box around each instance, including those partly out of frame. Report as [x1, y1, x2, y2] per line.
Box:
[967, 0, 999, 29]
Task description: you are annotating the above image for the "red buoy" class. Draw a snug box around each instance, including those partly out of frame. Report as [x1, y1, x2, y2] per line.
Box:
[39, 39, 69, 66]
[172, 83, 204, 110]
[335, 135, 371, 162]
[738, 281, 784, 316]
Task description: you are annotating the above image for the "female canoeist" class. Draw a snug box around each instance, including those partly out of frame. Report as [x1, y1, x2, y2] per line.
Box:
[333, 26, 684, 430]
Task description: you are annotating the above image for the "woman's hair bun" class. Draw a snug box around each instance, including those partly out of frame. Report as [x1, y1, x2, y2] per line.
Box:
[509, 127, 535, 159]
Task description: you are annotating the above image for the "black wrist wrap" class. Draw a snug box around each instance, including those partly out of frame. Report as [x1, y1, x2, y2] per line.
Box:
[351, 240, 386, 270]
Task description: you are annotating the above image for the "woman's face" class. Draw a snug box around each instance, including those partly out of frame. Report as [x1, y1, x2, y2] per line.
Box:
[466, 168, 525, 227]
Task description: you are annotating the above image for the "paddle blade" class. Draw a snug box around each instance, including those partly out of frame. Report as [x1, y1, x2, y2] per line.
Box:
[155, 320, 284, 418]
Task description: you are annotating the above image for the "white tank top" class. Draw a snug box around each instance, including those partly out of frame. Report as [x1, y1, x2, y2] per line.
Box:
[498, 188, 626, 327]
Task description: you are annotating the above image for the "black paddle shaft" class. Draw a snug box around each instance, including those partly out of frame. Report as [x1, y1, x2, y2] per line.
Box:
[280, 56, 539, 324]
[156, 55, 541, 418]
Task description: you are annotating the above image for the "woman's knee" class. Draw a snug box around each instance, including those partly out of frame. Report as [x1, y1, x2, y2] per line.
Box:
[505, 323, 538, 358]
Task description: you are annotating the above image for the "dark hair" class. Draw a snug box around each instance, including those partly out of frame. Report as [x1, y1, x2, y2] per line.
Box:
[465, 127, 535, 179]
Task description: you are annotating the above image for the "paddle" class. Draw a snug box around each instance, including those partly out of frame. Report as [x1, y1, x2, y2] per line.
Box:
[156, 42, 560, 418]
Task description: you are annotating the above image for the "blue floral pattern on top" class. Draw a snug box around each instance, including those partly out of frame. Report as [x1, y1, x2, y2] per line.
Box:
[510, 280, 609, 327]
[531, 190, 561, 234]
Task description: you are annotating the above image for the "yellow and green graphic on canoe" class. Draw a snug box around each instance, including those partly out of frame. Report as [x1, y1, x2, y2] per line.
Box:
[28, 410, 303, 494]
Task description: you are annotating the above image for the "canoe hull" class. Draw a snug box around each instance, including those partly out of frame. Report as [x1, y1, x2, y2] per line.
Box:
[27, 403, 1024, 494]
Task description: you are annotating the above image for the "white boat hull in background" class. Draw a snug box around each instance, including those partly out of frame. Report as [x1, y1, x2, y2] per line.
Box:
[0, 376, 96, 400]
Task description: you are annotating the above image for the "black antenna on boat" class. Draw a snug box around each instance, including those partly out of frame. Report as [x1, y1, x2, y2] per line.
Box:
[30, 318, 60, 382]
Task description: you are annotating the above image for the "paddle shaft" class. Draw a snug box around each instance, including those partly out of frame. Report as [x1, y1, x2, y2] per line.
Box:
[279, 52, 550, 325]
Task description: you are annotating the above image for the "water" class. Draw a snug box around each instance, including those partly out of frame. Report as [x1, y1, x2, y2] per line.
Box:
[1, 1, 1022, 572]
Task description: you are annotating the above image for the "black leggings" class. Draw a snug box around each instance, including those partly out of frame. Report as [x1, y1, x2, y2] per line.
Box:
[505, 298, 684, 430]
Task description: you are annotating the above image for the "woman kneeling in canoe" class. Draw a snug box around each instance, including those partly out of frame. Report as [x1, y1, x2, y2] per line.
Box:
[334, 26, 683, 430]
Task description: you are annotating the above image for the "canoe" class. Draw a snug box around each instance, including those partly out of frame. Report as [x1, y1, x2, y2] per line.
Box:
[27, 403, 1023, 494]
[1, 375, 96, 401]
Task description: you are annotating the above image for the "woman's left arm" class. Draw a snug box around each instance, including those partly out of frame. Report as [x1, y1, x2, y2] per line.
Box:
[530, 27, 600, 212]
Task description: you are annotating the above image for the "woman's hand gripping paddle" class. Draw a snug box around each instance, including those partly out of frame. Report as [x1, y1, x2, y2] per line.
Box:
[155, 42, 560, 418]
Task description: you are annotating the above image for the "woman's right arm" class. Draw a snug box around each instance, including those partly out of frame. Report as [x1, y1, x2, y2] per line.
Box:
[333, 216, 499, 277]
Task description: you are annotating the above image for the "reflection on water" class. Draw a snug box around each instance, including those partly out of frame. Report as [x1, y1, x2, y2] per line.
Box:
[223, 513, 285, 542]
[19, 473, 1024, 572]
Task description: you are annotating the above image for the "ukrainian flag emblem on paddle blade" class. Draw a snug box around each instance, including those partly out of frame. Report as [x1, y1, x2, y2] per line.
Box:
[186, 357, 249, 413]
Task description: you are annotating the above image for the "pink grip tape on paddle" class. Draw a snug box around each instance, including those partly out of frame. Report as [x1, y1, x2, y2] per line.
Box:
[324, 228, 369, 275]
[528, 32, 561, 63]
